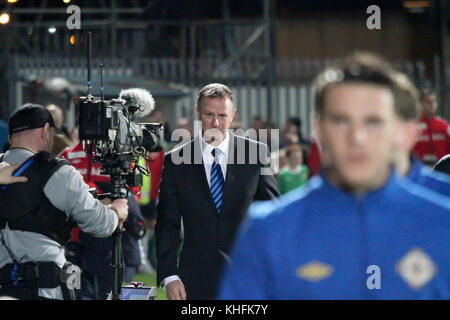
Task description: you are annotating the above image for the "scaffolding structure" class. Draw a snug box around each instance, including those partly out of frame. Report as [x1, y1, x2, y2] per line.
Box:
[0, 1, 447, 128]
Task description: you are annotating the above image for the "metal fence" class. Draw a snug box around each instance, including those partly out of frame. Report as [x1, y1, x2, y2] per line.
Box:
[8, 54, 446, 140]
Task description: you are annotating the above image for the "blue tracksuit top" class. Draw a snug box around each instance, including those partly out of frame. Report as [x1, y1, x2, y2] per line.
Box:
[217, 171, 449, 300]
[407, 158, 450, 197]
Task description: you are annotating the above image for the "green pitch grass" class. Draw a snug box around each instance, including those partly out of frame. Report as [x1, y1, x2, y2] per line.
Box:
[132, 273, 168, 300]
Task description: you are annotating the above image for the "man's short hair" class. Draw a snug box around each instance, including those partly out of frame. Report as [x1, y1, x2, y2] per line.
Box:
[196, 83, 235, 110]
[391, 72, 421, 120]
[313, 52, 418, 120]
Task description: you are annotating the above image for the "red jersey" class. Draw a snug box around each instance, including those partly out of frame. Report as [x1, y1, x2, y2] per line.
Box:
[148, 150, 164, 201]
[60, 142, 141, 193]
[413, 115, 450, 165]
[59, 142, 110, 184]
[307, 135, 322, 177]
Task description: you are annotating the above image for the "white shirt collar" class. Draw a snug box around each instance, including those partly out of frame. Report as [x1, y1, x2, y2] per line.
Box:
[200, 130, 230, 159]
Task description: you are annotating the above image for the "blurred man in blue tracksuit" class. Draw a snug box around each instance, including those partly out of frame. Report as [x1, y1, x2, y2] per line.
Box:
[218, 53, 450, 300]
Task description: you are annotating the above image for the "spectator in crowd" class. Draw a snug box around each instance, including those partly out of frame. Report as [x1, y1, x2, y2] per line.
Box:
[280, 120, 300, 148]
[412, 89, 450, 166]
[218, 53, 450, 300]
[45, 104, 73, 155]
[389, 71, 450, 197]
[307, 133, 323, 177]
[280, 118, 310, 169]
[277, 143, 309, 194]
[281, 117, 310, 148]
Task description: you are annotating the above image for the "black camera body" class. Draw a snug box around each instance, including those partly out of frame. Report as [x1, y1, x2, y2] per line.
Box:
[77, 96, 163, 198]
[79, 98, 163, 148]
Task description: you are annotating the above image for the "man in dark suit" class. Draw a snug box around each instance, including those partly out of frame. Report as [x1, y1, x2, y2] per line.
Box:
[155, 83, 280, 300]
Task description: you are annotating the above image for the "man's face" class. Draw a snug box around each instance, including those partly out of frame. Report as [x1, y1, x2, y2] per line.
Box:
[422, 94, 437, 116]
[317, 83, 400, 190]
[196, 96, 236, 145]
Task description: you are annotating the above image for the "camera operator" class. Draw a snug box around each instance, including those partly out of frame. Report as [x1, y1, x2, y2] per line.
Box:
[0, 103, 128, 300]
[60, 139, 147, 300]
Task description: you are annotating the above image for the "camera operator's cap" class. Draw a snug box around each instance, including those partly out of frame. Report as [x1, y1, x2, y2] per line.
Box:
[8, 103, 62, 135]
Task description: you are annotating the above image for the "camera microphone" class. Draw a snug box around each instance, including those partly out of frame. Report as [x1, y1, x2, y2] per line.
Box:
[119, 88, 155, 119]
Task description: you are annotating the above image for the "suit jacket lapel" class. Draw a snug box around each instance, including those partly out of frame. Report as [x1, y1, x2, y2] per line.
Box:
[222, 132, 238, 213]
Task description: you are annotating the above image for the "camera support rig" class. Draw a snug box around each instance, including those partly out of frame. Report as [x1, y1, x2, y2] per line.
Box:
[77, 31, 162, 300]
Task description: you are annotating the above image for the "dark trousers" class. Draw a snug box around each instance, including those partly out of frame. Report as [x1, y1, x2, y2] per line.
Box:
[123, 265, 138, 283]
[80, 271, 111, 300]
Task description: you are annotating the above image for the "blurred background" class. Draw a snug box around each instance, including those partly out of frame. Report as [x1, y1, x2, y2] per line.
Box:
[0, 0, 448, 143]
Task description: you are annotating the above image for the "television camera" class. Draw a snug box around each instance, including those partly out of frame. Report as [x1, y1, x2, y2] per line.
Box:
[76, 32, 163, 300]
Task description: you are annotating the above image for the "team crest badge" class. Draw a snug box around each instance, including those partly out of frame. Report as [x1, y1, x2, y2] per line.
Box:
[396, 248, 437, 290]
[296, 261, 334, 282]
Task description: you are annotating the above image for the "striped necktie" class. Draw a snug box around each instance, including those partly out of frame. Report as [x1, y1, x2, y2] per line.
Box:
[210, 148, 225, 214]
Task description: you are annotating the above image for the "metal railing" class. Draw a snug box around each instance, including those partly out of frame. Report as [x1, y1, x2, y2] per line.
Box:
[8, 54, 443, 141]
[13, 55, 430, 85]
